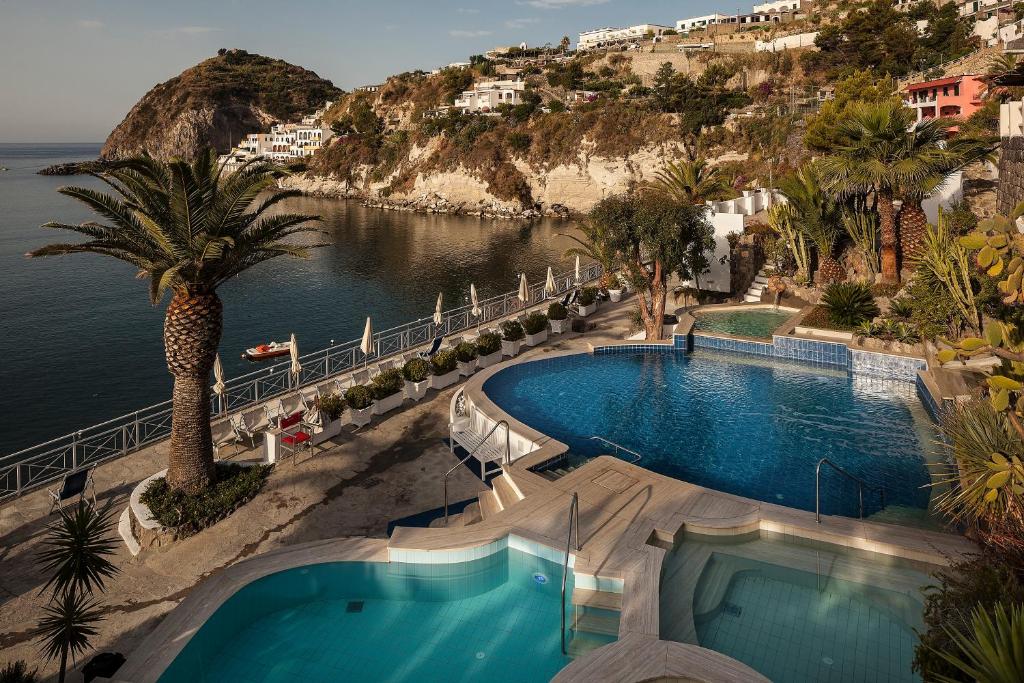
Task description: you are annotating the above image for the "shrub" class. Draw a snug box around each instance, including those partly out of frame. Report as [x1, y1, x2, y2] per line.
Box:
[315, 392, 346, 420]
[578, 286, 598, 306]
[500, 320, 525, 341]
[476, 331, 502, 355]
[0, 662, 38, 683]
[344, 385, 373, 410]
[548, 302, 568, 320]
[454, 341, 478, 362]
[140, 463, 271, 536]
[522, 311, 549, 335]
[888, 297, 914, 319]
[370, 368, 403, 399]
[431, 348, 458, 374]
[800, 305, 857, 331]
[402, 358, 430, 382]
[821, 281, 879, 327]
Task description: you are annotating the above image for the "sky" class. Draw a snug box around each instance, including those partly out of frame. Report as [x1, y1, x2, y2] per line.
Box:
[0, 0, 723, 143]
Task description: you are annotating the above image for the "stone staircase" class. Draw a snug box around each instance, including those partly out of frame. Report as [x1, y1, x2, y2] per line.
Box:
[742, 269, 769, 303]
[440, 472, 525, 527]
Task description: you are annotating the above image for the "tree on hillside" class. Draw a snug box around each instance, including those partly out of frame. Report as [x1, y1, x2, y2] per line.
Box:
[913, 1, 978, 72]
[801, 0, 920, 78]
[560, 35, 571, 53]
[653, 62, 678, 112]
[29, 153, 323, 494]
[804, 69, 902, 152]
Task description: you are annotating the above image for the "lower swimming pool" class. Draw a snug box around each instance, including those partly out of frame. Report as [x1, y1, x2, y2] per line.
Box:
[158, 548, 574, 682]
[693, 307, 795, 339]
[483, 351, 939, 519]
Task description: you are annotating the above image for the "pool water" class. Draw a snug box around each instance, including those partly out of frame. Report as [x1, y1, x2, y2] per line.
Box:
[693, 308, 794, 339]
[159, 548, 575, 683]
[661, 532, 931, 683]
[483, 351, 939, 518]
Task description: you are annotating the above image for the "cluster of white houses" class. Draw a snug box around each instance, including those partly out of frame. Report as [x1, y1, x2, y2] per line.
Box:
[218, 102, 335, 171]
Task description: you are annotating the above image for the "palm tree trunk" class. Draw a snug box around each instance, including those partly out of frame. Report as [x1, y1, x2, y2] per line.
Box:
[164, 292, 222, 494]
[58, 643, 67, 683]
[898, 199, 928, 268]
[878, 189, 899, 285]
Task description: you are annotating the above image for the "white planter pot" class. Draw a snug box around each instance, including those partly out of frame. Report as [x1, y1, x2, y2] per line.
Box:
[312, 418, 343, 445]
[457, 358, 477, 376]
[549, 318, 569, 334]
[608, 289, 623, 303]
[372, 392, 404, 416]
[502, 339, 522, 357]
[524, 328, 548, 347]
[404, 379, 430, 401]
[578, 302, 597, 317]
[350, 406, 373, 428]
[477, 350, 502, 368]
[430, 369, 459, 390]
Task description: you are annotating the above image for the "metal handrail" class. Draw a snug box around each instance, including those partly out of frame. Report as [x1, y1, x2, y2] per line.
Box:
[443, 420, 510, 526]
[815, 458, 885, 523]
[561, 491, 581, 656]
[589, 436, 642, 464]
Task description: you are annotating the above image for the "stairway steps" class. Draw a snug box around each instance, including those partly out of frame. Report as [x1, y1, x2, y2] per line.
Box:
[743, 293, 762, 303]
[572, 612, 619, 637]
[478, 490, 501, 519]
[492, 474, 520, 510]
[753, 276, 769, 285]
[461, 501, 482, 526]
[572, 588, 622, 611]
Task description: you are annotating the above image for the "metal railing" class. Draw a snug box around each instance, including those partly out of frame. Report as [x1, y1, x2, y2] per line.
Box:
[561, 491, 581, 656]
[589, 436, 642, 464]
[443, 420, 510, 526]
[815, 458, 885, 524]
[1, 262, 602, 504]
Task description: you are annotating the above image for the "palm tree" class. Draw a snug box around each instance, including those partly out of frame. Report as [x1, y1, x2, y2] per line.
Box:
[645, 158, 728, 205]
[818, 101, 965, 285]
[559, 220, 620, 289]
[932, 602, 1024, 683]
[779, 163, 844, 283]
[29, 152, 322, 494]
[987, 53, 1019, 77]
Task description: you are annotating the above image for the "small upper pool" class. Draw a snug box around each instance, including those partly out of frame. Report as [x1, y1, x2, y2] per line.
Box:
[158, 548, 575, 682]
[693, 307, 794, 339]
[483, 351, 939, 520]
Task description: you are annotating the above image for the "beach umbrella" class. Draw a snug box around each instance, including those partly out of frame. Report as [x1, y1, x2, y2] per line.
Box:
[433, 292, 444, 328]
[360, 317, 374, 367]
[289, 333, 301, 382]
[517, 273, 529, 304]
[574, 255, 581, 284]
[545, 266, 556, 298]
[470, 284, 481, 317]
[213, 354, 226, 414]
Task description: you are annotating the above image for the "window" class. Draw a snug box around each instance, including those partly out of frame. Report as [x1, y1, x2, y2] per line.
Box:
[943, 86, 948, 96]
[954, 84, 960, 96]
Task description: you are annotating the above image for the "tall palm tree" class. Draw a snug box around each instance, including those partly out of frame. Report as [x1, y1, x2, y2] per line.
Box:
[559, 220, 620, 289]
[645, 157, 728, 205]
[818, 101, 964, 285]
[779, 163, 844, 283]
[29, 152, 322, 494]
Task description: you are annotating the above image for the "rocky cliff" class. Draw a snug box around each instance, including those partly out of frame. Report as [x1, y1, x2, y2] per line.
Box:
[101, 49, 342, 161]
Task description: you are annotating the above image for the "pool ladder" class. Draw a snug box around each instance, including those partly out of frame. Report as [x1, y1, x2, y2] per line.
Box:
[560, 491, 581, 655]
[815, 458, 885, 523]
[589, 436, 642, 464]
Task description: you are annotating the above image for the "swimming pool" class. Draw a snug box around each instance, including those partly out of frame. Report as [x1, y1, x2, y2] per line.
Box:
[483, 351, 939, 519]
[159, 548, 576, 682]
[660, 531, 931, 682]
[693, 307, 794, 339]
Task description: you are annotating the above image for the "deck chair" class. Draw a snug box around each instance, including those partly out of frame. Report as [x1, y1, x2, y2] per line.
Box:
[48, 467, 97, 514]
[263, 399, 287, 427]
[216, 411, 261, 458]
[298, 385, 320, 411]
[352, 368, 370, 385]
[418, 335, 444, 359]
[279, 410, 320, 464]
[559, 289, 575, 307]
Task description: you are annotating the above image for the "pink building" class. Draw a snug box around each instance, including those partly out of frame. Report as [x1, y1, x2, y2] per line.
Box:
[904, 74, 987, 124]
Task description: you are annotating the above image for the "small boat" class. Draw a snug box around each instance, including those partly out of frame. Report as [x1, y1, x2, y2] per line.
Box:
[242, 341, 292, 361]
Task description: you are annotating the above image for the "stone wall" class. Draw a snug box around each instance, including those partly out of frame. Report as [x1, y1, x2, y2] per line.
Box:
[997, 136, 1024, 215]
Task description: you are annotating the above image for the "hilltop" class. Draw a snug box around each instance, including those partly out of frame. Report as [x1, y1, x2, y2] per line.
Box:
[101, 49, 342, 161]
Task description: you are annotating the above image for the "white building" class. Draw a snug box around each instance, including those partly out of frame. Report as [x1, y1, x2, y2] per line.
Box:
[267, 122, 332, 159]
[454, 79, 526, 113]
[577, 24, 673, 50]
[676, 14, 731, 33]
[753, 0, 800, 11]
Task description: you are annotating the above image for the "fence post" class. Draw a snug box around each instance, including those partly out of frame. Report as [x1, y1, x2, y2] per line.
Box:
[72, 431, 80, 469]
[134, 412, 141, 449]
[16, 463, 22, 496]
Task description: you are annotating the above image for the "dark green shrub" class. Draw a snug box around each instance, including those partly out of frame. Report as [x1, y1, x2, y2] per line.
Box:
[821, 281, 879, 327]
[522, 311, 549, 335]
[431, 348, 458, 374]
[888, 297, 914, 319]
[0, 661, 38, 683]
[500, 320, 525, 341]
[140, 463, 271, 536]
[476, 332, 502, 355]
[344, 385, 373, 410]
[370, 368, 403, 399]
[315, 392, 346, 420]
[548, 302, 568, 320]
[800, 305, 856, 331]
[578, 286, 598, 306]
[455, 341, 478, 362]
[402, 358, 430, 382]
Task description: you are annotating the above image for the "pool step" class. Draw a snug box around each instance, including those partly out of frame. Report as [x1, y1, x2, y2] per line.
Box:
[478, 489, 502, 519]
[492, 473, 522, 510]
[567, 633, 614, 659]
[743, 269, 769, 303]
[572, 588, 622, 611]
[572, 610, 619, 637]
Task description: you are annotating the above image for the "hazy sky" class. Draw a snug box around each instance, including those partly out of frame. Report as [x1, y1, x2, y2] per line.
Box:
[0, 0, 721, 143]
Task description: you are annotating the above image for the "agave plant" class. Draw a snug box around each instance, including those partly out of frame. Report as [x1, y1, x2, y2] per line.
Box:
[932, 602, 1024, 683]
[36, 501, 119, 599]
[821, 281, 879, 328]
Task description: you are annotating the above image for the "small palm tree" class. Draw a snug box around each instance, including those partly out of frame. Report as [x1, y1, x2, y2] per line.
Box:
[987, 53, 1019, 77]
[34, 592, 104, 683]
[932, 602, 1024, 683]
[29, 152, 323, 494]
[645, 158, 728, 205]
[779, 163, 844, 283]
[559, 220, 619, 289]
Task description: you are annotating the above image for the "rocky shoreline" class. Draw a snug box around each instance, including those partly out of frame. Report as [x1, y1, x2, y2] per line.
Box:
[37, 160, 111, 176]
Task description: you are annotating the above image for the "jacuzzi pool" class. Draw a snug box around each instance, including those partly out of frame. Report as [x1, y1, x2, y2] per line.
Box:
[158, 548, 576, 682]
[483, 350, 939, 520]
[660, 531, 933, 683]
[693, 307, 795, 339]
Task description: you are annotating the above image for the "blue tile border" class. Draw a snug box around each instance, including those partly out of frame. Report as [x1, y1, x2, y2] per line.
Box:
[594, 343, 676, 355]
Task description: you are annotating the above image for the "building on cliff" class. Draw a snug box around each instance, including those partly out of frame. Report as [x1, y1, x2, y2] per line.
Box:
[454, 79, 527, 113]
[903, 74, 986, 123]
[577, 24, 673, 50]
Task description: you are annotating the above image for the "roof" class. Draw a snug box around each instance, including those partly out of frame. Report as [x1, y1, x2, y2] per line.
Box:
[904, 74, 980, 91]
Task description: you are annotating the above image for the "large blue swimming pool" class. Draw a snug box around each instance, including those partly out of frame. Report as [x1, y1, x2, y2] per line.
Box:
[483, 351, 938, 518]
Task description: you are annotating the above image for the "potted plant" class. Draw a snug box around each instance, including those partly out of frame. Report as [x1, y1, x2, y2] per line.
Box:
[577, 286, 598, 317]
[500, 320, 525, 357]
[344, 385, 374, 427]
[402, 357, 431, 401]
[607, 273, 624, 302]
[429, 348, 460, 389]
[370, 368, 405, 415]
[313, 392, 347, 441]
[476, 331, 503, 368]
[547, 302, 569, 334]
[522, 311, 549, 346]
[454, 341, 478, 376]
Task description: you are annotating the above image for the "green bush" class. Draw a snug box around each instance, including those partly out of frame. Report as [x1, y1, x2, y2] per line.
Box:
[431, 348, 458, 374]
[888, 297, 914, 319]
[500, 320, 525, 341]
[548, 302, 568, 320]
[140, 463, 271, 536]
[344, 385, 373, 410]
[821, 281, 879, 327]
[578, 286, 598, 306]
[0, 662, 38, 683]
[476, 331, 502, 355]
[455, 341, 478, 362]
[800, 305, 857, 332]
[315, 392, 346, 420]
[402, 358, 430, 382]
[522, 311, 549, 335]
[370, 368, 403, 399]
